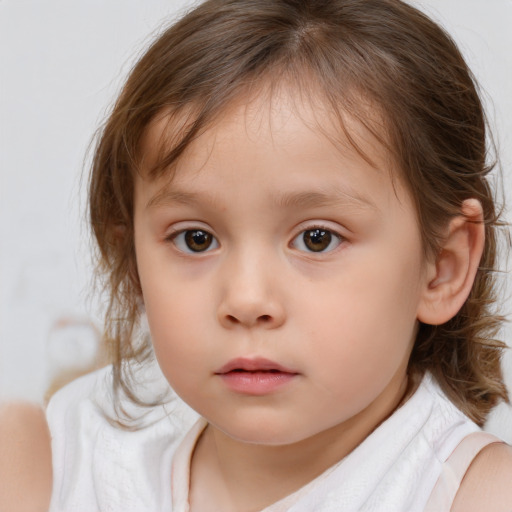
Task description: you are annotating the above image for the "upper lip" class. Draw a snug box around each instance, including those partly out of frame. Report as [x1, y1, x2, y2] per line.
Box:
[215, 357, 298, 374]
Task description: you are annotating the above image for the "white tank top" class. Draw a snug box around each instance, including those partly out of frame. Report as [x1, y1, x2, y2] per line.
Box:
[47, 364, 498, 511]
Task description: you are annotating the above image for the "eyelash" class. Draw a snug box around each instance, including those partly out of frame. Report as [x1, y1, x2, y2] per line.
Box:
[290, 225, 344, 254]
[166, 225, 344, 255]
[167, 228, 220, 254]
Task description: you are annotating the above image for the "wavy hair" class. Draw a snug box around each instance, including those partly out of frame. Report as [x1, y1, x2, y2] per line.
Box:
[89, 0, 508, 426]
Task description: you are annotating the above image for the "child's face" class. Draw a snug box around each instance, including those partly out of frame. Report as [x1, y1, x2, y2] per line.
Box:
[134, 88, 432, 445]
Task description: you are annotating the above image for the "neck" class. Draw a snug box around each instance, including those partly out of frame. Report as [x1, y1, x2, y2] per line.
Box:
[189, 374, 409, 512]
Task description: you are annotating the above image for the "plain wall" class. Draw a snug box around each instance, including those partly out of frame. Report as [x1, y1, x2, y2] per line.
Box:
[1, 0, 511, 438]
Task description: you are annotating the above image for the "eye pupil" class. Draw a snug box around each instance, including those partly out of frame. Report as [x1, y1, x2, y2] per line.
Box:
[304, 229, 332, 252]
[185, 230, 212, 252]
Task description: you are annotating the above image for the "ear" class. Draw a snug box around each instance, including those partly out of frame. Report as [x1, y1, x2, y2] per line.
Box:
[417, 199, 485, 325]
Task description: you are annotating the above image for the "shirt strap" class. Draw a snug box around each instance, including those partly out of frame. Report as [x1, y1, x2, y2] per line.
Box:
[171, 418, 208, 512]
[424, 431, 502, 511]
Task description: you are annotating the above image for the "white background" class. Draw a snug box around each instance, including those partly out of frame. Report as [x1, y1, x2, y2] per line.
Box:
[1, 0, 511, 439]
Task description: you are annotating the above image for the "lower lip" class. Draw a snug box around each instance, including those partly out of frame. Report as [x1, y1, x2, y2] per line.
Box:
[218, 371, 297, 395]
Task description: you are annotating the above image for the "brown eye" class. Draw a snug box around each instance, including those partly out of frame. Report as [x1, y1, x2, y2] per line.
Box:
[291, 227, 342, 253]
[184, 230, 214, 252]
[171, 229, 218, 253]
[303, 229, 332, 252]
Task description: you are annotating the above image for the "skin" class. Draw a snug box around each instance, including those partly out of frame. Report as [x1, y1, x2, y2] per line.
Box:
[452, 443, 512, 512]
[0, 402, 52, 512]
[133, 87, 512, 511]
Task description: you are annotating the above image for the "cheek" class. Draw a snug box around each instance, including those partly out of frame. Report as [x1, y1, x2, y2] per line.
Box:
[146, 308, 206, 405]
[145, 295, 202, 360]
[297, 256, 421, 385]
[302, 256, 421, 335]
[141, 273, 217, 380]
[136, 237, 209, 340]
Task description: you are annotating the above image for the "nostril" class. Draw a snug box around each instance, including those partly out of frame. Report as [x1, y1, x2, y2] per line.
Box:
[225, 314, 272, 325]
[226, 314, 239, 324]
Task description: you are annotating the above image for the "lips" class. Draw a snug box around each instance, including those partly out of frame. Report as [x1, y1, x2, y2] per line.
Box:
[215, 357, 297, 375]
[215, 357, 298, 395]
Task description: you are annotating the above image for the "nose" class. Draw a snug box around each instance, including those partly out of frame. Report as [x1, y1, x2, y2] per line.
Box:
[217, 252, 286, 330]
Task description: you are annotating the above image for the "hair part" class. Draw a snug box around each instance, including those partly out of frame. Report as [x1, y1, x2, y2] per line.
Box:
[89, 0, 508, 426]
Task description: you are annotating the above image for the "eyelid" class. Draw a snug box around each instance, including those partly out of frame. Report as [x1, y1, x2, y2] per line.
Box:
[164, 221, 214, 240]
[165, 225, 219, 254]
[292, 221, 347, 239]
[290, 222, 346, 254]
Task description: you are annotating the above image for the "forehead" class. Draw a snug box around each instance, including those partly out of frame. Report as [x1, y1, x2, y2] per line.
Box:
[137, 84, 407, 210]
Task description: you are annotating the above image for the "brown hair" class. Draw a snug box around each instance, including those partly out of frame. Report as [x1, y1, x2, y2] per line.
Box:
[89, 0, 508, 426]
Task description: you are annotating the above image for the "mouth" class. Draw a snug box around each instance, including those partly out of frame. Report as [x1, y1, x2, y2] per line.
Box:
[215, 357, 298, 375]
[215, 357, 299, 395]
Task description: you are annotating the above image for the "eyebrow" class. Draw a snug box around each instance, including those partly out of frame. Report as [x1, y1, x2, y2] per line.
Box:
[146, 186, 378, 212]
[271, 189, 378, 211]
[146, 189, 207, 209]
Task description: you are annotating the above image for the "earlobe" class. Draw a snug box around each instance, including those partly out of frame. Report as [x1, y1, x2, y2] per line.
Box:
[417, 199, 485, 325]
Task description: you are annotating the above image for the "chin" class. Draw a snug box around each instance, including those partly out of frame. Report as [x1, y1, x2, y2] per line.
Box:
[212, 417, 315, 446]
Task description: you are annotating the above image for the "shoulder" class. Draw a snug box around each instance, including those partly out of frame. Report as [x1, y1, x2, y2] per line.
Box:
[47, 364, 112, 411]
[47, 366, 112, 416]
[452, 441, 512, 512]
[47, 364, 115, 434]
[0, 402, 52, 512]
[47, 364, 199, 511]
[47, 365, 116, 457]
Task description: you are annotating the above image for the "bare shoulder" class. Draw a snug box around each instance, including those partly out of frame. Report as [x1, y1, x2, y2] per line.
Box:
[452, 441, 512, 512]
[0, 402, 52, 512]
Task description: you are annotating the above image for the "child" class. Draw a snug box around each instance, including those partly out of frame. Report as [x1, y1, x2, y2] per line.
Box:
[47, 0, 512, 510]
